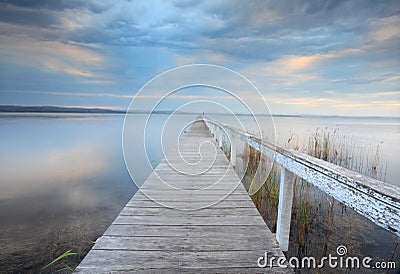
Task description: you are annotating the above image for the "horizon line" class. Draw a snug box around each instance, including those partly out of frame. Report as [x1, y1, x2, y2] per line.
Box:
[0, 105, 399, 118]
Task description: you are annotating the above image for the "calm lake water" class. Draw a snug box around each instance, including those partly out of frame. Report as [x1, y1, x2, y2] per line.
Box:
[0, 113, 399, 272]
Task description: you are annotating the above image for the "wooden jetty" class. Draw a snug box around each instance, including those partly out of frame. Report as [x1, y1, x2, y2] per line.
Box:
[75, 119, 290, 272]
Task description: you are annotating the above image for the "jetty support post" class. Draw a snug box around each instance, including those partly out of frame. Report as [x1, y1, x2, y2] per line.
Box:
[214, 125, 219, 144]
[210, 123, 215, 138]
[218, 127, 223, 148]
[230, 132, 236, 167]
[276, 166, 294, 251]
[214, 125, 219, 143]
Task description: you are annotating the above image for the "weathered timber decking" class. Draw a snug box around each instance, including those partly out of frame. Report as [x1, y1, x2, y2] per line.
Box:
[75, 119, 290, 273]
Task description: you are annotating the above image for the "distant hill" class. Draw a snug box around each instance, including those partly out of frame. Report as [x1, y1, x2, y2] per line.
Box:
[3, 105, 387, 118]
[0, 105, 126, 113]
[0, 105, 201, 115]
[0, 105, 299, 116]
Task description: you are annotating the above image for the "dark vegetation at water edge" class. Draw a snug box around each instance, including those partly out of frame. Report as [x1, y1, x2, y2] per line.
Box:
[0, 105, 125, 114]
[0, 105, 207, 115]
[0, 206, 114, 273]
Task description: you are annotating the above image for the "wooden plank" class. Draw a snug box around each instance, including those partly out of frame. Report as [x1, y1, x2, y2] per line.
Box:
[125, 199, 259, 208]
[103, 224, 273, 238]
[76, 250, 288, 270]
[92, 235, 278, 251]
[75, 119, 290, 273]
[76, 267, 289, 273]
[131, 194, 252, 202]
[112, 215, 267, 226]
[119, 206, 261, 216]
[133, 189, 250, 195]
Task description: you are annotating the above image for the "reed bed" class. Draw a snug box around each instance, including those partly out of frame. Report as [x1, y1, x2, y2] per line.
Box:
[222, 127, 398, 273]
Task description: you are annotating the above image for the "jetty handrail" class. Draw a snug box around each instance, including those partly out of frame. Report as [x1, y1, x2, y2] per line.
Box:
[202, 117, 400, 251]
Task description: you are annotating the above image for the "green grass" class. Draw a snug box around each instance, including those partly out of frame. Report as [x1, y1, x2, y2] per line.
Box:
[40, 249, 78, 274]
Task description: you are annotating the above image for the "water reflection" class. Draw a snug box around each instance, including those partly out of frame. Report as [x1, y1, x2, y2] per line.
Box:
[0, 144, 107, 201]
[0, 114, 139, 272]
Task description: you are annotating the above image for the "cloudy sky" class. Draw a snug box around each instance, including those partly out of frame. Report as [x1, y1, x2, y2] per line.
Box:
[0, 0, 399, 116]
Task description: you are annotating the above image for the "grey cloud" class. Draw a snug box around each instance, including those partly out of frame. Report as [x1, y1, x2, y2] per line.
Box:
[0, 0, 399, 62]
[0, 0, 108, 13]
[132, 0, 399, 60]
[0, 0, 111, 30]
[0, 2, 61, 27]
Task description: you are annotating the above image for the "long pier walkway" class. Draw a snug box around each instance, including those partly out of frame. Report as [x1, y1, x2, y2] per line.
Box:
[75, 119, 290, 272]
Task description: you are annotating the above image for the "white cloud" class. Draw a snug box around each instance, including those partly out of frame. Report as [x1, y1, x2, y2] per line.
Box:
[0, 34, 107, 78]
[369, 15, 400, 42]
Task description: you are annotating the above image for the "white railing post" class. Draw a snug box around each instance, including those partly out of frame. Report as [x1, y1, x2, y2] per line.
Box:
[218, 127, 223, 148]
[276, 166, 294, 251]
[212, 125, 217, 141]
[212, 124, 216, 138]
[230, 133, 236, 167]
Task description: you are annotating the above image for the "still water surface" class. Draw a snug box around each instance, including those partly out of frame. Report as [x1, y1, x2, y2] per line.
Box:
[0, 113, 398, 272]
